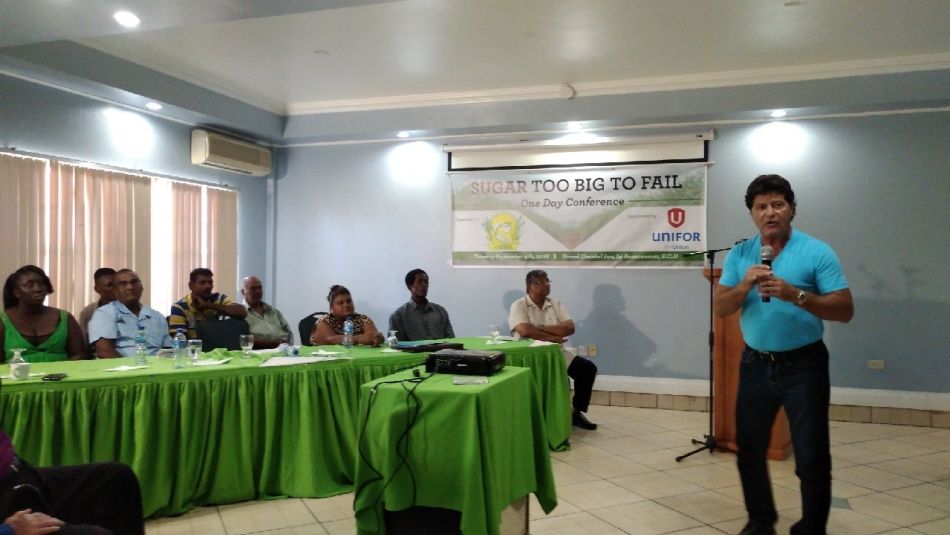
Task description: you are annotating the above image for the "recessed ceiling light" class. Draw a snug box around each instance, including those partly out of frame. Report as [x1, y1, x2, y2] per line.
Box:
[145, 102, 162, 111]
[113, 11, 141, 28]
[396, 131, 410, 138]
[770, 109, 788, 118]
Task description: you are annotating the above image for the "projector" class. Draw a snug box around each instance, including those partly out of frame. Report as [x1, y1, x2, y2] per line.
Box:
[425, 349, 506, 376]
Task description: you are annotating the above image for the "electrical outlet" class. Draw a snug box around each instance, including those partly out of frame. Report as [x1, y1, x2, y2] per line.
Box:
[867, 359, 885, 370]
[588, 343, 597, 357]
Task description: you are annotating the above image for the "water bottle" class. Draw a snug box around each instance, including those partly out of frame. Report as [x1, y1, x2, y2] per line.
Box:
[342, 318, 354, 350]
[172, 328, 187, 369]
[278, 343, 299, 356]
[9, 349, 30, 380]
[134, 328, 148, 366]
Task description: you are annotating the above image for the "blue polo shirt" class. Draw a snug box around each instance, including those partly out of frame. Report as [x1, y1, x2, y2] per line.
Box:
[721, 229, 848, 352]
[88, 301, 172, 356]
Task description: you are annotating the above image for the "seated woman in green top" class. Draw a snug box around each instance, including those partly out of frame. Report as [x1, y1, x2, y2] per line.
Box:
[0, 265, 87, 363]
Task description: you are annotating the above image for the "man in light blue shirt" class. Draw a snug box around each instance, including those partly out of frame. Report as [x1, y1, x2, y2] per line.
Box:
[715, 175, 853, 535]
[89, 269, 171, 357]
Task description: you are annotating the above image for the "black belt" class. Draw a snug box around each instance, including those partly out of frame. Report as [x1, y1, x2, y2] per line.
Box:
[747, 340, 824, 362]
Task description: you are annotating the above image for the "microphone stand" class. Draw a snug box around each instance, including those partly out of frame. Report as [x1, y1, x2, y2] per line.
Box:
[676, 243, 740, 462]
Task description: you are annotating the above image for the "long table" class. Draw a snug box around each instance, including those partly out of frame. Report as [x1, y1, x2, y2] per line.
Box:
[355, 367, 557, 535]
[0, 337, 570, 517]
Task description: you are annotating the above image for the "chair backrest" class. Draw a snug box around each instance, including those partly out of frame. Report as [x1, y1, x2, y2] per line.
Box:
[298, 311, 327, 345]
[196, 318, 250, 351]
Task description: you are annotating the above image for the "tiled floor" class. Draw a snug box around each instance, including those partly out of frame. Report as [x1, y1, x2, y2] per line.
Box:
[145, 405, 950, 534]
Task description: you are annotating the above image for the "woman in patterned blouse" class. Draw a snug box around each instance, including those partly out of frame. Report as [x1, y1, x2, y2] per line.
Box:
[310, 285, 383, 346]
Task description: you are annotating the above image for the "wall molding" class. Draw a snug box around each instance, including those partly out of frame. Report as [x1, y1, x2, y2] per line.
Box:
[287, 52, 950, 115]
[596, 375, 950, 411]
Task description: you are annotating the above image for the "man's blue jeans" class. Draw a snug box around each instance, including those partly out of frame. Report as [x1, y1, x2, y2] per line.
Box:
[736, 341, 831, 535]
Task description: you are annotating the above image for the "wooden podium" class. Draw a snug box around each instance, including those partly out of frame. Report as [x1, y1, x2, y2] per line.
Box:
[706, 268, 792, 461]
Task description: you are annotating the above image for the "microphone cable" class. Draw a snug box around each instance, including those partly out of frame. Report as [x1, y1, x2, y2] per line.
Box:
[355, 367, 432, 528]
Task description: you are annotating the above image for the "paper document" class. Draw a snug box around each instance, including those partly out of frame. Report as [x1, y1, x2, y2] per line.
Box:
[1, 372, 44, 380]
[103, 365, 149, 372]
[529, 340, 556, 347]
[260, 356, 345, 367]
[247, 348, 279, 355]
[310, 349, 341, 356]
[453, 376, 489, 385]
[193, 357, 232, 366]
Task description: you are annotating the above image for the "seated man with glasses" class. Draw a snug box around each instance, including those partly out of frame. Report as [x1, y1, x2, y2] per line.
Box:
[88, 269, 171, 357]
[508, 269, 598, 430]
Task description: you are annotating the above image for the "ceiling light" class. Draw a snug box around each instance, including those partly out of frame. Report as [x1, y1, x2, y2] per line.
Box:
[770, 109, 788, 118]
[145, 102, 162, 111]
[113, 11, 141, 28]
[396, 131, 410, 138]
[566, 121, 583, 131]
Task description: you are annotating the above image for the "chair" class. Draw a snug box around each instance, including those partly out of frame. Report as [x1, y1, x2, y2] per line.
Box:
[196, 318, 250, 351]
[297, 312, 327, 345]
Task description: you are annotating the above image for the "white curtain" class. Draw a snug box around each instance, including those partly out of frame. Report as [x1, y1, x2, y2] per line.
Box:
[205, 187, 239, 299]
[0, 153, 47, 281]
[47, 163, 152, 313]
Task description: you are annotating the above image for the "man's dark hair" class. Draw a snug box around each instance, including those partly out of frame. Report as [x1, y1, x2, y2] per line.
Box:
[93, 267, 116, 282]
[525, 269, 548, 290]
[745, 174, 797, 213]
[3, 265, 55, 309]
[404, 269, 427, 289]
[189, 268, 214, 283]
[327, 284, 350, 303]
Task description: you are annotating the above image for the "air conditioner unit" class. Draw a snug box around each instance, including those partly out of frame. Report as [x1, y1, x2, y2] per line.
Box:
[191, 129, 272, 176]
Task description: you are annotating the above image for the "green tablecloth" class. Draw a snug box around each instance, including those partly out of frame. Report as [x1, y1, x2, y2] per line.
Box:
[0, 338, 570, 518]
[354, 366, 557, 535]
[445, 337, 572, 451]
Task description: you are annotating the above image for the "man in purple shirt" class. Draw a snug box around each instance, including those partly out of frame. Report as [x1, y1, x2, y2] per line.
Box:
[0, 380, 144, 534]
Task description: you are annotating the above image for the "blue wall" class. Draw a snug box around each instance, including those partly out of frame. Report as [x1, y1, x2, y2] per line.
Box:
[3, 70, 947, 394]
[0, 73, 271, 297]
[273, 111, 950, 393]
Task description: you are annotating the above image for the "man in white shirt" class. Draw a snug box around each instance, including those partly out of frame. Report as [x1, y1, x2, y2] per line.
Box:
[89, 269, 171, 357]
[508, 270, 598, 430]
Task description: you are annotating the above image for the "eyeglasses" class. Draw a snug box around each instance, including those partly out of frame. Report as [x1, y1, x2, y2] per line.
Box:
[531, 279, 551, 285]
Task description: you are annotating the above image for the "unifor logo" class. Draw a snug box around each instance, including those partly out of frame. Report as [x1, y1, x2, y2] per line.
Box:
[484, 213, 524, 250]
[667, 208, 685, 228]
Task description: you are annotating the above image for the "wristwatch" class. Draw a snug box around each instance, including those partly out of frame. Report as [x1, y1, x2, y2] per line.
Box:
[796, 289, 807, 306]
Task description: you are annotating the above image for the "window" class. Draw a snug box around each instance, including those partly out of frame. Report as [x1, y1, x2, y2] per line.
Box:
[0, 151, 238, 318]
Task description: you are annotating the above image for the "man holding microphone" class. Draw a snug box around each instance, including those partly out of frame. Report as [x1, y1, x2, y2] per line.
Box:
[714, 175, 853, 535]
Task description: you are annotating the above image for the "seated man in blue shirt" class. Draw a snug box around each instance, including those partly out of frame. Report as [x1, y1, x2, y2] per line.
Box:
[88, 269, 171, 357]
[388, 269, 455, 341]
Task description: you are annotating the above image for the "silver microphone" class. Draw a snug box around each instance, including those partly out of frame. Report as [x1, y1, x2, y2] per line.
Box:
[760, 245, 774, 303]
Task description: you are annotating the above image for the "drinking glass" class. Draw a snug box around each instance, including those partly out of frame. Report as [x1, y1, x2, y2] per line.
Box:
[10, 348, 30, 380]
[239, 334, 254, 359]
[386, 330, 398, 349]
[187, 339, 202, 364]
[488, 322, 500, 344]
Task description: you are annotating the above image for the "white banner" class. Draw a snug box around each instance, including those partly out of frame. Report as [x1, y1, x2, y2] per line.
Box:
[451, 164, 707, 267]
